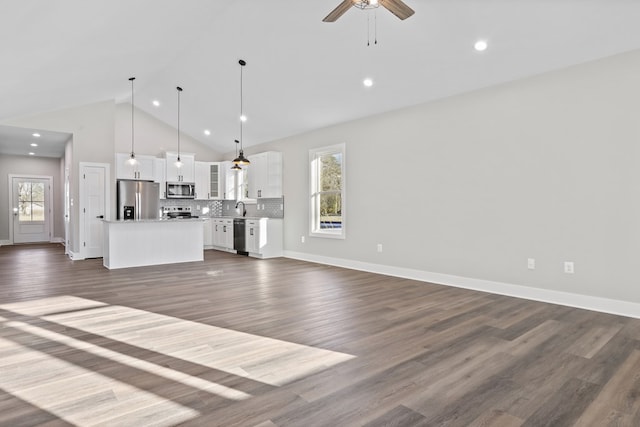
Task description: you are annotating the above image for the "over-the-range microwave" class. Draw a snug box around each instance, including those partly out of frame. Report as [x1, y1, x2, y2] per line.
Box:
[166, 182, 195, 199]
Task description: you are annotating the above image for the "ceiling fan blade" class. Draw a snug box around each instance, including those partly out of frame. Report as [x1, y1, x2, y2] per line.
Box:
[323, 0, 354, 22]
[379, 0, 415, 20]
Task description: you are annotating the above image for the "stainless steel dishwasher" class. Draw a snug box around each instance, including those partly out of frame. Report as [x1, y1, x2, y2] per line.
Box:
[233, 218, 248, 255]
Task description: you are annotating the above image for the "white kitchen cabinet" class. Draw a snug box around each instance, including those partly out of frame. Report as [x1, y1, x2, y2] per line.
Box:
[165, 152, 195, 182]
[203, 218, 213, 249]
[195, 162, 225, 200]
[195, 161, 210, 200]
[115, 153, 156, 181]
[247, 151, 282, 199]
[212, 218, 234, 251]
[209, 162, 222, 199]
[154, 158, 166, 199]
[245, 219, 262, 254]
[246, 218, 283, 259]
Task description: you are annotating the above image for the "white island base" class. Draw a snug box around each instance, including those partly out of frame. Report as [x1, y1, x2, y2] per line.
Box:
[103, 219, 204, 269]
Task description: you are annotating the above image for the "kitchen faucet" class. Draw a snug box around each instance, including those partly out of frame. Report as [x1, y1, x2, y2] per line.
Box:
[235, 201, 246, 217]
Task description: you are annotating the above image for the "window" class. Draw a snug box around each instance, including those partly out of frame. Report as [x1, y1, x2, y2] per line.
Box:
[310, 143, 345, 238]
[18, 181, 45, 222]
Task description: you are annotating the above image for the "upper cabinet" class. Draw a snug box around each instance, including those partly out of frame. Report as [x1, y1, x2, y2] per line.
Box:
[195, 161, 229, 200]
[165, 152, 195, 183]
[154, 158, 166, 199]
[247, 151, 283, 199]
[209, 162, 221, 199]
[115, 153, 155, 181]
[194, 161, 209, 200]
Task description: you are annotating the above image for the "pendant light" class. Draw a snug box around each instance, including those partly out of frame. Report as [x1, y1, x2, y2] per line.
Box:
[231, 139, 242, 171]
[233, 59, 250, 166]
[127, 77, 138, 166]
[175, 86, 183, 168]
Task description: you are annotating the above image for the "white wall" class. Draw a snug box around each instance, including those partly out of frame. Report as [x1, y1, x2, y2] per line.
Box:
[247, 48, 640, 306]
[1, 100, 223, 253]
[115, 103, 221, 161]
[0, 155, 64, 242]
[1, 101, 115, 253]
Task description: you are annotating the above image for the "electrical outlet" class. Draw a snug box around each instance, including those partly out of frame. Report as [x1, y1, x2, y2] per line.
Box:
[301, 236, 305, 243]
[527, 258, 535, 270]
[377, 243, 383, 253]
[564, 261, 574, 274]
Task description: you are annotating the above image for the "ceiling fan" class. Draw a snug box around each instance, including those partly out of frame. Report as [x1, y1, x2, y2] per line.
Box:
[323, 0, 414, 22]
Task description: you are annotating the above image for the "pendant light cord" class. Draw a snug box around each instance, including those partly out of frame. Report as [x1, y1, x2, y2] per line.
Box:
[239, 60, 244, 151]
[129, 77, 135, 157]
[177, 86, 182, 161]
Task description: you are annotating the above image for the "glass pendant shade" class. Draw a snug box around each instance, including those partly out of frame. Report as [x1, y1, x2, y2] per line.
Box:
[127, 152, 137, 166]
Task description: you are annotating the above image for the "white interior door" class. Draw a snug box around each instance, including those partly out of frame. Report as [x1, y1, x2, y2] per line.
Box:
[81, 165, 106, 258]
[12, 176, 52, 243]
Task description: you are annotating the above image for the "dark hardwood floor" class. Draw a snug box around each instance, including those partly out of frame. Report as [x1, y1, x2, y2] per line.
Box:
[1, 243, 639, 426]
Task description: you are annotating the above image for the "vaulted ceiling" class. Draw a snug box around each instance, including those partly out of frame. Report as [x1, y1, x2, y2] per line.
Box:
[2, 0, 640, 156]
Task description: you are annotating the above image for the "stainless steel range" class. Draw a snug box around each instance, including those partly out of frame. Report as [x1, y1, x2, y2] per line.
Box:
[162, 206, 198, 219]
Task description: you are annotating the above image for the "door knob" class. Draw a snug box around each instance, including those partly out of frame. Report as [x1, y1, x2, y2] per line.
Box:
[96, 215, 104, 219]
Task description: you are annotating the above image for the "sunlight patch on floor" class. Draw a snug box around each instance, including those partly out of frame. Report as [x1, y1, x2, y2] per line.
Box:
[2, 294, 356, 386]
[0, 335, 198, 426]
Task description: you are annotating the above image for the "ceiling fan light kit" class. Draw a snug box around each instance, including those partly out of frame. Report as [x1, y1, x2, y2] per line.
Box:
[323, 0, 414, 22]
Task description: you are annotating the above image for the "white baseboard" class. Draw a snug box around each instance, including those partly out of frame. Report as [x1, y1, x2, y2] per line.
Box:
[68, 250, 85, 261]
[0, 240, 10, 246]
[283, 250, 640, 319]
[51, 237, 64, 243]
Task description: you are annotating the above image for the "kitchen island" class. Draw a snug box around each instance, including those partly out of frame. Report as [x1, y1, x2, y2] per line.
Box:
[103, 218, 204, 269]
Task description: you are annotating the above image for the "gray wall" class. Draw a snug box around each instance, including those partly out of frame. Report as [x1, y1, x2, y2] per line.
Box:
[2, 48, 639, 306]
[1, 100, 221, 253]
[114, 103, 222, 160]
[2, 101, 116, 253]
[0, 154, 64, 242]
[245, 48, 640, 304]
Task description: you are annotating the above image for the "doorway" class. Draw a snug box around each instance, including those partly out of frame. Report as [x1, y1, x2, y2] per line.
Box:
[10, 175, 53, 243]
[79, 163, 110, 259]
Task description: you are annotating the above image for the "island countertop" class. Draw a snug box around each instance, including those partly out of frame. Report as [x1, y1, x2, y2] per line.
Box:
[103, 218, 205, 223]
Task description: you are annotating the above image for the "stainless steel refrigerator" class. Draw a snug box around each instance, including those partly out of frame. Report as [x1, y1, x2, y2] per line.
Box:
[116, 180, 160, 220]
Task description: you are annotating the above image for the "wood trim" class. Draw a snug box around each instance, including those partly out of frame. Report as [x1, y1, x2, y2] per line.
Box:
[284, 250, 640, 319]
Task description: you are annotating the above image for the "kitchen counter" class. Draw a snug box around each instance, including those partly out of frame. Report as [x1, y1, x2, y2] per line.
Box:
[104, 218, 204, 223]
[103, 219, 204, 269]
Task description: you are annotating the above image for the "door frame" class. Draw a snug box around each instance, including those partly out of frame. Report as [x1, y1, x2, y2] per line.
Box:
[78, 162, 111, 260]
[8, 174, 53, 244]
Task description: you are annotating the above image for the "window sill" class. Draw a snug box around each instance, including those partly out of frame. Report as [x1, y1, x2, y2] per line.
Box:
[310, 231, 345, 240]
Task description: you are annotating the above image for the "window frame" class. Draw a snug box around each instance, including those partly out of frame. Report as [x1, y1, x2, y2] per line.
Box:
[309, 143, 346, 239]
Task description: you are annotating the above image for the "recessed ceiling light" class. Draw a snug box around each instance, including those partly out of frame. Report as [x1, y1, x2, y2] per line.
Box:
[152, 100, 160, 107]
[28, 152, 35, 155]
[474, 40, 488, 52]
[204, 129, 211, 136]
[240, 115, 247, 122]
[30, 143, 38, 147]
[32, 133, 41, 137]
[363, 78, 374, 87]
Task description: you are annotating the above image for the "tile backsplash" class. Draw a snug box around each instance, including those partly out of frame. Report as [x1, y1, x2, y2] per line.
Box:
[161, 197, 284, 219]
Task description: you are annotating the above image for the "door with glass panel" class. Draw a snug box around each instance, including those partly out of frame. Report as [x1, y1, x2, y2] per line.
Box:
[12, 177, 51, 243]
